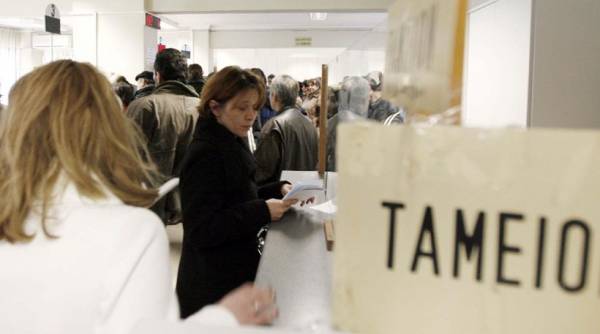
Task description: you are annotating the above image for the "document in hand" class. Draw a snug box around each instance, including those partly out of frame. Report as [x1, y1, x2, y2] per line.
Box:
[158, 178, 180, 200]
[282, 179, 324, 201]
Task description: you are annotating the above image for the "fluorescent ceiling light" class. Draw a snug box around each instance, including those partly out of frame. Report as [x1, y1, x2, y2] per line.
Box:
[309, 13, 328, 21]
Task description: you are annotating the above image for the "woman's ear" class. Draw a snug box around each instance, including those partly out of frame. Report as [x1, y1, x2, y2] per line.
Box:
[209, 100, 220, 118]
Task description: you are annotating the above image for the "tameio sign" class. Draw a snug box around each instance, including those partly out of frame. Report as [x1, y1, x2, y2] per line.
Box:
[381, 203, 591, 293]
[333, 124, 600, 334]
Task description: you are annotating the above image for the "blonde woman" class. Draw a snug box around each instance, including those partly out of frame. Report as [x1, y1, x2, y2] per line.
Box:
[0, 60, 277, 334]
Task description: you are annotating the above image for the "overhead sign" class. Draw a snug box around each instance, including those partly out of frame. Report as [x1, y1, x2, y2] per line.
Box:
[333, 123, 600, 334]
[295, 37, 312, 47]
[145, 13, 161, 29]
[181, 44, 191, 59]
[44, 3, 60, 34]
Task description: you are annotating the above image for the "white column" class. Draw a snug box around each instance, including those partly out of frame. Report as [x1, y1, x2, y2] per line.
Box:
[143, 26, 158, 72]
[192, 29, 211, 74]
[67, 14, 98, 66]
[96, 12, 154, 83]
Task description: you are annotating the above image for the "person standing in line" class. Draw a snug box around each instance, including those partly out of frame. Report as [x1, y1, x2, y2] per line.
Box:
[365, 71, 403, 123]
[187, 64, 206, 96]
[113, 81, 135, 113]
[0, 60, 277, 334]
[176, 66, 297, 318]
[254, 74, 319, 185]
[127, 49, 199, 224]
[134, 71, 156, 100]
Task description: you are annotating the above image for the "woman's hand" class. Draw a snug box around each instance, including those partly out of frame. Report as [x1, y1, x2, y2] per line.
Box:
[280, 183, 292, 197]
[299, 197, 316, 207]
[266, 198, 297, 221]
[218, 283, 278, 325]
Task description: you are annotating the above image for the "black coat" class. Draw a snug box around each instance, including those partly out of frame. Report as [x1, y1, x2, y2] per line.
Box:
[133, 84, 155, 100]
[176, 117, 285, 318]
[187, 79, 205, 96]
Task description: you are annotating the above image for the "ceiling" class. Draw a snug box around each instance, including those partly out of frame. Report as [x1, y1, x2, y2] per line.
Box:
[160, 12, 388, 31]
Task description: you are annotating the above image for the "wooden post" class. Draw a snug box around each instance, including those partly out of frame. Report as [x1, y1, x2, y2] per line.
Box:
[318, 64, 329, 177]
[324, 219, 335, 251]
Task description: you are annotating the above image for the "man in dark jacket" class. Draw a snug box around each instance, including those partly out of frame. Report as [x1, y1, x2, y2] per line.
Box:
[254, 74, 319, 185]
[127, 49, 199, 224]
[365, 71, 403, 123]
[187, 64, 205, 96]
[133, 71, 155, 100]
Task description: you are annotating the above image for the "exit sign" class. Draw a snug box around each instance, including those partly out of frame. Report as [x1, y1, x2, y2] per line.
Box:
[295, 37, 312, 47]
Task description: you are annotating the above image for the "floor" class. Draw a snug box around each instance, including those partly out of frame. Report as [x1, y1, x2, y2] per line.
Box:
[166, 224, 183, 288]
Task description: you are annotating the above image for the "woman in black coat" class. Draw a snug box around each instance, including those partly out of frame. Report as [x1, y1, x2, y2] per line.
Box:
[176, 66, 297, 318]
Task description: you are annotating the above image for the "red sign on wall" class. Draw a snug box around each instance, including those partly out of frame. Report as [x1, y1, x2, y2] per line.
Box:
[145, 13, 161, 29]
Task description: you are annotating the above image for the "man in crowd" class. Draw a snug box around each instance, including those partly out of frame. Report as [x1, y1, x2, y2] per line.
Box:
[365, 71, 403, 123]
[134, 71, 155, 100]
[187, 64, 205, 96]
[254, 74, 318, 185]
[267, 74, 275, 87]
[127, 48, 199, 224]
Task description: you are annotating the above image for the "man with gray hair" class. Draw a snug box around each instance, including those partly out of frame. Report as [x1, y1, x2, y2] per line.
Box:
[254, 74, 319, 185]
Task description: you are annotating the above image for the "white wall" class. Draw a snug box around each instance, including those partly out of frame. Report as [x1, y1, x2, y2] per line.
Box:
[529, 0, 600, 129]
[18, 29, 43, 79]
[462, 0, 532, 128]
[0, 1, 149, 84]
[144, 26, 159, 71]
[210, 29, 386, 81]
[192, 30, 210, 72]
[463, 0, 600, 129]
[211, 30, 385, 49]
[97, 13, 146, 83]
[212, 48, 384, 83]
[0, 0, 143, 16]
[330, 49, 385, 84]
[212, 48, 344, 81]
[0, 29, 22, 104]
[63, 14, 97, 65]
[158, 30, 192, 53]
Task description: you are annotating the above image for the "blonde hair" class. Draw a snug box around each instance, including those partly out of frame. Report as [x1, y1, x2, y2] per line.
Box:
[0, 60, 160, 243]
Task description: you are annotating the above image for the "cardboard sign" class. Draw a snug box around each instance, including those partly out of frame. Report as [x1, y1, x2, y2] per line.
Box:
[333, 123, 600, 334]
[384, 0, 467, 118]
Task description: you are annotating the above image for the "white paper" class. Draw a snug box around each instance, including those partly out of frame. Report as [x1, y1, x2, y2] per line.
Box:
[282, 180, 324, 201]
[309, 199, 337, 215]
[157, 178, 179, 200]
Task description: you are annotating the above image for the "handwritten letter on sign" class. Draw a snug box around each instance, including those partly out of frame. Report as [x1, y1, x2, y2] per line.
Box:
[333, 123, 600, 334]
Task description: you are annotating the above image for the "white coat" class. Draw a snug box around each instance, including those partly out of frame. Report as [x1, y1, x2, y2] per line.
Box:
[0, 180, 237, 334]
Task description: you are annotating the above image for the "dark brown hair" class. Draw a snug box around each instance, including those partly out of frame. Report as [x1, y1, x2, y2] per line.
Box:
[198, 66, 265, 119]
[188, 63, 204, 81]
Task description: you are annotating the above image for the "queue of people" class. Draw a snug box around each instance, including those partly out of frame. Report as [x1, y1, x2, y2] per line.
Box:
[0, 48, 403, 333]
